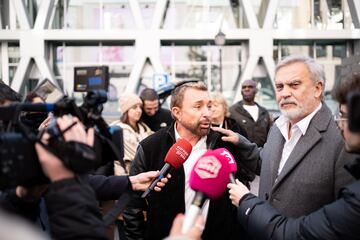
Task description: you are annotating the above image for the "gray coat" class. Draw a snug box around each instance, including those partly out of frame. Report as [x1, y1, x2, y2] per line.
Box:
[237, 103, 356, 217]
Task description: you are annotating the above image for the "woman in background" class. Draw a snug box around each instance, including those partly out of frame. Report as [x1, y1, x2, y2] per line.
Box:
[112, 93, 153, 175]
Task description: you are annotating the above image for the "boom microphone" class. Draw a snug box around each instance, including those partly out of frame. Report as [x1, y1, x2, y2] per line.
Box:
[141, 139, 192, 198]
[181, 150, 230, 233]
[213, 148, 237, 183]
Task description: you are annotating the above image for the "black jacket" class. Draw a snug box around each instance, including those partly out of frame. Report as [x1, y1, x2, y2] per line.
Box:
[140, 108, 173, 132]
[123, 123, 258, 240]
[229, 101, 271, 147]
[237, 159, 360, 240]
[45, 177, 108, 240]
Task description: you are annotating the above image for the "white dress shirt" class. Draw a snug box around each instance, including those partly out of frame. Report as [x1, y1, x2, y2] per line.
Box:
[276, 103, 322, 176]
[174, 125, 209, 221]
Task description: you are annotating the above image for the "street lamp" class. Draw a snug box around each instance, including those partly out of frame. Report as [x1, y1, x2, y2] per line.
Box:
[215, 31, 226, 92]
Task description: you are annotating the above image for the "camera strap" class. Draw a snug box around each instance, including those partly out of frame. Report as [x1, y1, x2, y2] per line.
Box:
[102, 189, 132, 227]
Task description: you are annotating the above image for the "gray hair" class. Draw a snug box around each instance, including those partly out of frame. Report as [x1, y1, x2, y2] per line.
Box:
[275, 55, 326, 92]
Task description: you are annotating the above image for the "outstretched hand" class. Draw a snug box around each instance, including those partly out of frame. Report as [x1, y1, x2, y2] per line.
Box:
[129, 171, 171, 192]
[227, 179, 250, 207]
[211, 126, 240, 145]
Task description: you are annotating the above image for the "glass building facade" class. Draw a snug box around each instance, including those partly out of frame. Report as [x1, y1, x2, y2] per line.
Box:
[0, 0, 359, 116]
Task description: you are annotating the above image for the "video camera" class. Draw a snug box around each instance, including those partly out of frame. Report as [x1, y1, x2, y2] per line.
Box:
[0, 77, 124, 190]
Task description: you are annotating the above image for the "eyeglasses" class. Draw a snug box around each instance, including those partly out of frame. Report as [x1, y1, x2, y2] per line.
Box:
[334, 111, 348, 128]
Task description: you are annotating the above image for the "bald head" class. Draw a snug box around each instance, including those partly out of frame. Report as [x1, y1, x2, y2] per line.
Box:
[241, 80, 257, 105]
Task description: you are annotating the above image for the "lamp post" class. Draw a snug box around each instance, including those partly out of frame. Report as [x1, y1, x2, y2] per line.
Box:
[215, 31, 226, 92]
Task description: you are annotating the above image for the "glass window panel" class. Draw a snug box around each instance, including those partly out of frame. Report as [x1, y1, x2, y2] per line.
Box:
[275, 0, 312, 29]
[139, 1, 156, 29]
[67, 0, 101, 29]
[103, 1, 136, 29]
[163, 1, 237, 29]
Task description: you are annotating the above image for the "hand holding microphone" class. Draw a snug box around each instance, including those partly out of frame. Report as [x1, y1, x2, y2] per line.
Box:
[181, 149, 230, 234]
[141, 139, 192, 198]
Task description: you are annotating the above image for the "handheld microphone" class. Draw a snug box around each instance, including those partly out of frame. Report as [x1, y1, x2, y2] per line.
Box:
[181, 150, 230, 233]
[213, 148, 237, 183]
[141, 139, 192, 198]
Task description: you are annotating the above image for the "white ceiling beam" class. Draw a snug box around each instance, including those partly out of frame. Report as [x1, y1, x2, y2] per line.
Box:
[11, 0, 31, 29]
[348, 0, 360, 28]
[262, 0, 279, 29]
[240, 0, 259, 29]
[151, 0, 168, 29]
[129, 0, 145, 29]
[34, 0, 56, 29]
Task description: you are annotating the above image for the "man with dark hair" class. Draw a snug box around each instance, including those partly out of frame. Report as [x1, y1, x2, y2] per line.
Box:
[139, 88, 173, 132]
[225, 73, 360, 240]
[229, 79, 271, 147]
[124, 82, 257, 240]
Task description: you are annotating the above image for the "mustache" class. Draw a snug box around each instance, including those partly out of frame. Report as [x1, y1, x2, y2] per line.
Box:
[279, 99, 298, 106]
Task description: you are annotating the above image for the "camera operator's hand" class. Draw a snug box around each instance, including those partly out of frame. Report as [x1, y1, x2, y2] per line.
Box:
[38, 114, 53, 130]
[129, 171, 170, 191]
[227, 179, 250, 207]
[35, 116, 95, 182]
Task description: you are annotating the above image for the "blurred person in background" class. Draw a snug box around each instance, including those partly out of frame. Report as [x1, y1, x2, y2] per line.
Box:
[229, 79, 272, 147]
[209, 92, 255, 188]
[139, 88, 173, 132]
[112, 93, 153, 175]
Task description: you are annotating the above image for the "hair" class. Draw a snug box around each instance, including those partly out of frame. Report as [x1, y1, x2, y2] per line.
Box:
[209, 92, 230, 117]
[140, 88, 159, 101]
[170, 81, 208, 109]
[333, 73, 360, 104]
[275, 55, 326, 94]
[0, 82, 22, 104]
[25, 91, 43, 103]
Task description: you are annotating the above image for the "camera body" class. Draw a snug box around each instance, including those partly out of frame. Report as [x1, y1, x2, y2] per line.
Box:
[0, 90, 124, 190]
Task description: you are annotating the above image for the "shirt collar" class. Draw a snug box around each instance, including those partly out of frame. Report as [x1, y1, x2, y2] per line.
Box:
[276, 102, 322, 137]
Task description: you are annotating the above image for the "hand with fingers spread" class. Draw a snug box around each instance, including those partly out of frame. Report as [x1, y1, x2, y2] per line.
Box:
[130, 172, 171, 192]
[227, 179, 250, 207]
[35, 116, 95, 182]
[211, 126, 241, 145]
[166, 213, 204, 240]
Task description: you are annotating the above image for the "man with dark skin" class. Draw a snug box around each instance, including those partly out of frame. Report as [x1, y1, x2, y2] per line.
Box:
[229, 80, 271, 147]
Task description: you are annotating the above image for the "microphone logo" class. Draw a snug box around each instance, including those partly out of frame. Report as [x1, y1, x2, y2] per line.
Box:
[176, 145, 189, 160]
[194, 156, 222, 179]
[219, 149, 235, 165]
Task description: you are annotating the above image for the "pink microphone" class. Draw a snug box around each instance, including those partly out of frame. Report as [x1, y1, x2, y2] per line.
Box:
[213, 148, 237, 183]
[181, 150, 230, 233]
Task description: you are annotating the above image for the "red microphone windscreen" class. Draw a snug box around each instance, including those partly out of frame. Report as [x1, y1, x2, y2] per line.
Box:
[164, 139, 192, 168]
[189, 150, 230, 199]
[213, 148, 237, 173]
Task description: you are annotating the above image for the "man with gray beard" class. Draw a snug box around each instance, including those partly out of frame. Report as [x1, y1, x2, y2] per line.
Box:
[214, 55, 356, 218]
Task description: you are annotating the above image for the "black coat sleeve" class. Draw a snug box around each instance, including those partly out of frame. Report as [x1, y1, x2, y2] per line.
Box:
[88, 174, 131, 201]
[238, 180, 360, 240]
[45, 177, 108, 240]
[122, 146, 148, 240]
